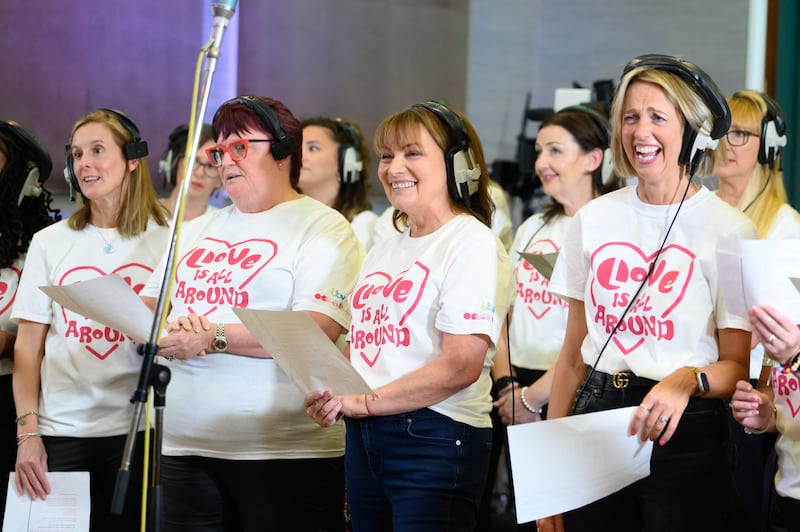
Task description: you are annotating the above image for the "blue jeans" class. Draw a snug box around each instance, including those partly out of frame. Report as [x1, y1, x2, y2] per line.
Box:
[344, 408, 492, 532]
[563, 370, 740, 532]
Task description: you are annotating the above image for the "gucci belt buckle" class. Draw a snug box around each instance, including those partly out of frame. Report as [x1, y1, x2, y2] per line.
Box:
[612, 372, 630, 389]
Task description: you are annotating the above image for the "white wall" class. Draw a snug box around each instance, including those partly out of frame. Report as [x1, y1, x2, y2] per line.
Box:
[467, 0, 750, 164]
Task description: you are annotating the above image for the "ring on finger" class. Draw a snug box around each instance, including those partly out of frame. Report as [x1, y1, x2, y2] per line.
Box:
[659, 415, 670, 424]
[639, 404, 651, 412]
[768, 333, 776, 344]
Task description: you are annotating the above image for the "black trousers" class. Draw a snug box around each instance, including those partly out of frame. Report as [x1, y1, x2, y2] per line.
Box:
[44, 431, 147, 532]
[160, 454, 346, 532]
[564, 369, 741, 532]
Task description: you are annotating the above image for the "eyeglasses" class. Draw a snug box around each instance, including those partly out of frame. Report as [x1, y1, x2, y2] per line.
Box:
[725, 130, 759, 147]
[206, 139, 271, 167]
[192, 159, 220, 179]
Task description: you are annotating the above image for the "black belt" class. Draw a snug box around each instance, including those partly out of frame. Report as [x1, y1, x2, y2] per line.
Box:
[584, 368, 659, 391]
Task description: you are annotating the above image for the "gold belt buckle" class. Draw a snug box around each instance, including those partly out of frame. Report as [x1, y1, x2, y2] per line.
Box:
[612, 372, 630, 389]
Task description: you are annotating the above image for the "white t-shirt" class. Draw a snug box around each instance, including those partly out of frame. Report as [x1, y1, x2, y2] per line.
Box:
[0, 256, 25, 376]
[141, 197, 363, 460]
[349, 214, 513, 428]
[549, 186, 757, 380]
[509, 214, 571, 370]
[772, 367, 800, 499]
[766, 203, 800, 240]
[351, 209, 379, 253]
[11, 221, 169, 437]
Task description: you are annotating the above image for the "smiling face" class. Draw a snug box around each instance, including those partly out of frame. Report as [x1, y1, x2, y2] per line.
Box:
[69, 121, 136, 202]
[535, 124, 597, 209]
[377, 124, 449, 222]
[620, 81, 684, 186]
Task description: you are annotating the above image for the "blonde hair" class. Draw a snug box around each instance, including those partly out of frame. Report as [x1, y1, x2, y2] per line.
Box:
[611, 68, 723, 179]
[67, 109, 168, 237]
[726, 90, 788, 238]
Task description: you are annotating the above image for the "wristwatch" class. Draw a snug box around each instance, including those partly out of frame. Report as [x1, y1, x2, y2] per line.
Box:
[213, 323, 227, 352]
[687, 366, 709, 394]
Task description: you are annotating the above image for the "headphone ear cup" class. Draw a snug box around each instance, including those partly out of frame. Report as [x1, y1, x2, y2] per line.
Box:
[758, 94, 787, 168]
[270, 137, 296, 161]
[63, 152, 79, 201]
[601, 148, 614, 185]
[447, 146, 481, 201]
[17, 164, 42, 206]
[159, 149, 175, 188]
[339, 145, 363, 185]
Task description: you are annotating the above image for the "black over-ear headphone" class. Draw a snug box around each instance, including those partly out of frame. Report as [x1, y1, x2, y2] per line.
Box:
[64, 108, 148, 200]
[560, 105, 614, 185]
[622, 54, 730, 172]
[336, 119, 364, 185]
[758, 93, 787, 169]
[0, 120, 52, 205]
[159, 123, 189, 188]
[216, 95, 296, 161]
[415, 100, 481, 208]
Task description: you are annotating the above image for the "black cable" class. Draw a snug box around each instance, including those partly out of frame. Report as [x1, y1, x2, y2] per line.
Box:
[742, 173, 771, 214]
[572, 173, 697, 413]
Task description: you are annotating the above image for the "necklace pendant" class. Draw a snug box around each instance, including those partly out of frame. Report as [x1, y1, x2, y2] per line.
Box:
[103, 243, 114, 254]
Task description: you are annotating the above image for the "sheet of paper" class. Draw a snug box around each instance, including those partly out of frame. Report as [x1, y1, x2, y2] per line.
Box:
[507, 406, 652, 523]
[233, 308, 373, 395]
[40, 274, 155, 342]
[3, 471, 90, 531]
[518, 251, 559, 281]
[723, 239, 800, 323]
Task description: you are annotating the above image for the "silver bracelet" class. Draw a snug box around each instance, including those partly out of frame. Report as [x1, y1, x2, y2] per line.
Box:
[519, 386, 543, 415]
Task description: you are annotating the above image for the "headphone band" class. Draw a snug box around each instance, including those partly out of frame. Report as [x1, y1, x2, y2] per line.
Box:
[622, 54, 730, 139]
[215, 95, 296, 161]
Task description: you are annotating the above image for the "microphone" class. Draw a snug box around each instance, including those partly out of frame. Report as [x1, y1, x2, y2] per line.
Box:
[208, 0, 239, 59]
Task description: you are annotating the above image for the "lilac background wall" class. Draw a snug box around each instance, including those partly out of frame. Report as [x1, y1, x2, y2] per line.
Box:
[0, 0, 469, 199]
[1, 0, 749, 213]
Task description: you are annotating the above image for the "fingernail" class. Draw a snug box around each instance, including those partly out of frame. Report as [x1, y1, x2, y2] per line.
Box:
[630, 430, 636, 436]
[659, 439, 666, 446]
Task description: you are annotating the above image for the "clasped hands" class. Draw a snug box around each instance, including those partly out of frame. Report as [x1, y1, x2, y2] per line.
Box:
[157, 313, 213, 361]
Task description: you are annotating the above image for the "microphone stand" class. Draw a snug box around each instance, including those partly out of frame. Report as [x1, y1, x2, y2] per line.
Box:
[110, 3, 237, 530]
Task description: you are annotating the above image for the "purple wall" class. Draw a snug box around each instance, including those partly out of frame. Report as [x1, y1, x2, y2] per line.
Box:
[0, 0, 468, 196]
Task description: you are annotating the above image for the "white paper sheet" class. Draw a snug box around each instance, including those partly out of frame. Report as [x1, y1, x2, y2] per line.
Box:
[507, 406, 652, 523]
[717, 239, 800, 323]
[233, 308, 373, 395]
[3, 472, 90, 531]
[39, 274, 155, 342]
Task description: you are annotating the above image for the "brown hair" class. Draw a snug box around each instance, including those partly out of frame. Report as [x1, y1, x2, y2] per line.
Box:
[373, 103, 494, 230]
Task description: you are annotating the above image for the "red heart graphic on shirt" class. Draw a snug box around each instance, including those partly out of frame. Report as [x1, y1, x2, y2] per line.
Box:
[0, 266, 22, 318]
[351, 261, 430, 367]
[589, 242, 694, 354]
[515, 239, 565, 320]
[58, 264, 154, 360]
[175, 237, 277, 316]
